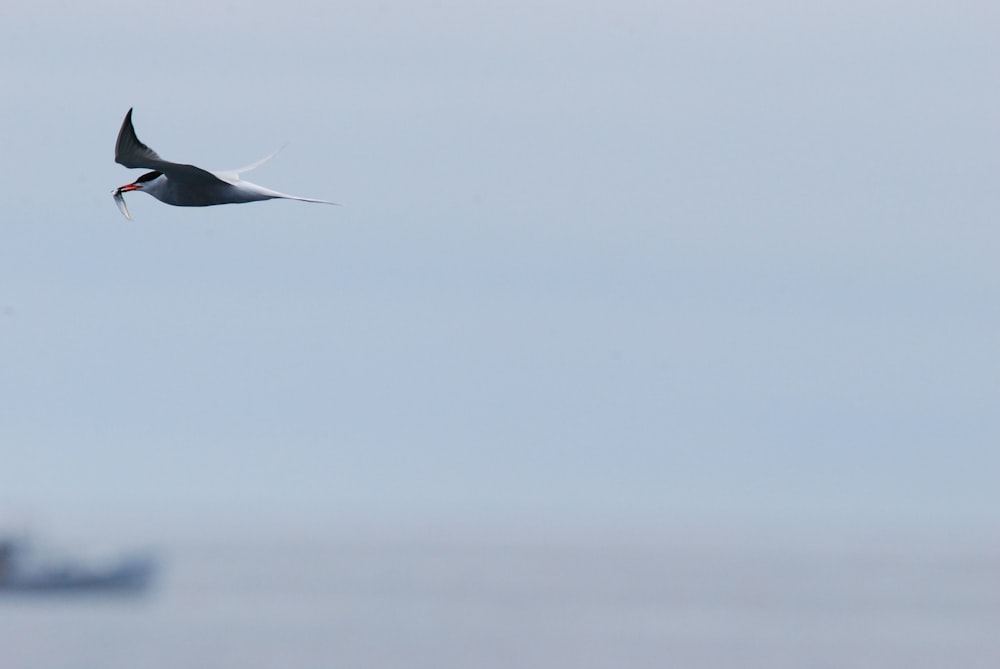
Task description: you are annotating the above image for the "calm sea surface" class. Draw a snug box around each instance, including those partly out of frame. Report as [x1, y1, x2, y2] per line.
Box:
[1, 527, 999, 668]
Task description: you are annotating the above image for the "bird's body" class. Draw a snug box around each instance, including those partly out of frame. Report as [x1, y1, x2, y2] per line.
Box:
[113, 108, 336, 218]
[127, 169, 323, 207]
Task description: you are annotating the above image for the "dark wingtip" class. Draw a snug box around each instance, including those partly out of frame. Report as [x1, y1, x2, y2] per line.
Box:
[115, 108, 137, 166]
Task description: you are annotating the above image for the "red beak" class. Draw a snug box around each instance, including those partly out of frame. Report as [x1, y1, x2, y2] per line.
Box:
[119, 183, 141, 192]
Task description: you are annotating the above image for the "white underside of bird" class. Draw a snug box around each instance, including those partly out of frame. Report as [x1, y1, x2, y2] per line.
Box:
[113, 108, 337, 219]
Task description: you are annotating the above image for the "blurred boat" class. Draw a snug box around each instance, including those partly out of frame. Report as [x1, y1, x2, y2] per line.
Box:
[0, 534, 157, 593]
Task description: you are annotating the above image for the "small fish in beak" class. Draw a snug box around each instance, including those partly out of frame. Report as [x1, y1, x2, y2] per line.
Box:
[112, 187, 132, 220]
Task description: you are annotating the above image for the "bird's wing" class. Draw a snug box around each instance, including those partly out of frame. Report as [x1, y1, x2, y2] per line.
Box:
[114, 108, 168, 169]
[230, 145, 286, 175]
[213, 146, 286, 185]
[115, 108, 230, 186]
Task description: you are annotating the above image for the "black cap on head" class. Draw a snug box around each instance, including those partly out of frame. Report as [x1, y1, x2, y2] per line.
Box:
[135, 170, 162, 184]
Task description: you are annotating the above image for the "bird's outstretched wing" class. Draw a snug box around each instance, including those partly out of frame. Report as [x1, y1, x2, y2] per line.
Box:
[114, 108, 168, 169]
[228, 145, 286, 176]
[114, 108, 227, 186]
[213, 145, 286, 185]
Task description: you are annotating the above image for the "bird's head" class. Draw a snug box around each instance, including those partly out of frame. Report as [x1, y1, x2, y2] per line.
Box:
[117, 170, 162, 192]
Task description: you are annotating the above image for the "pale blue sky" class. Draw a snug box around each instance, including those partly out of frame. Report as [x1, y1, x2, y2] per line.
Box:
[1, 0, 998, 535]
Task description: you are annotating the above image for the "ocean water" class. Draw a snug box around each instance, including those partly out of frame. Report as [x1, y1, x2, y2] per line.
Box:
[1, 526, 999, 669]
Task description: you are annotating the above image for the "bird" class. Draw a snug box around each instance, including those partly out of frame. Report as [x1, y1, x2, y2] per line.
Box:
[112, 108, 337, 219]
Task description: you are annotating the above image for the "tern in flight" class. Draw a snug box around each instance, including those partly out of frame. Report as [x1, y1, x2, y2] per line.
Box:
[112, 108, 337, 219]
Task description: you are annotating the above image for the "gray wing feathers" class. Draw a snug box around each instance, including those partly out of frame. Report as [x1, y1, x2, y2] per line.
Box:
[229, 145, 285, 176]
[213, 146, 285, 186]
[115, 108, 229, 186]
[115, 108, 167, 168]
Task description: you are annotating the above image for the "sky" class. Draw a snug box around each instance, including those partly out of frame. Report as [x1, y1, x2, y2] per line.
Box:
[0, 0, 998, 538]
